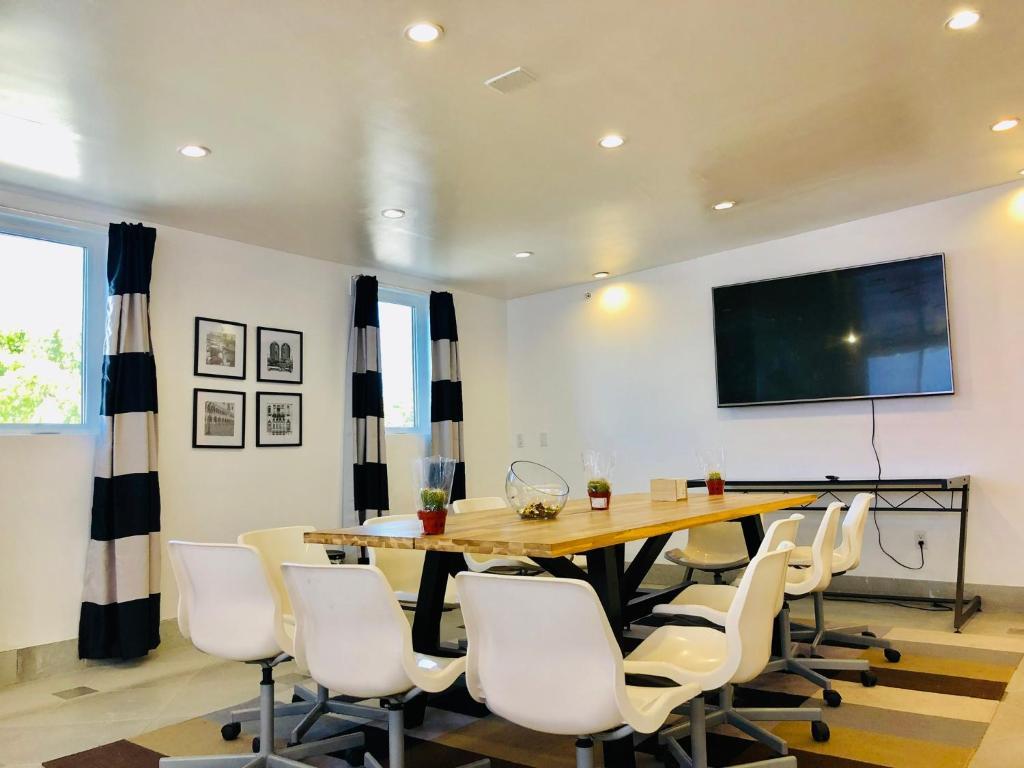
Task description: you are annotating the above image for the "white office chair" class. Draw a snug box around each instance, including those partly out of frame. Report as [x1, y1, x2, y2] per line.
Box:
[788, 494, 901, 662]
[236, 526, 363, 746]
[777, 503, 874, 705]
[452, 497, 541, 574]
[665, 520, 751, 584]
[643, 529, 827, 765]
[282, 563, 489, 768]
[654, 514, 805, 627]
[364, 513, 459, 604]
[457, 571, 702, 768]
[165, 541, 363, 768]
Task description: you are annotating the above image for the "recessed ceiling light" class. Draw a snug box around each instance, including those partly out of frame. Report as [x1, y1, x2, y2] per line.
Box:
[598, 134, 625, 149]
[712, 200, 736, 210]
[178, 144, 210, 158]
[514, 251, 532, 259]
[405, 22, 443, 43]
[945, 10, 981, 30]
[991, 118, 1020, 132]
[381, 208, 406, 219]
[593, 271, 610, 279]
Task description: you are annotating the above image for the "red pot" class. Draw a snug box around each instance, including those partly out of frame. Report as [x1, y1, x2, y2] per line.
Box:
[588, 490, 612, 510]
[706, 478, 725, 496]
[417, 508, 448, 535]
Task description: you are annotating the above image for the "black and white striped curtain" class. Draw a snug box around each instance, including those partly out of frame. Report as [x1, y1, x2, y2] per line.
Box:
[351, 275, 388, 523]
[79, 223, 160, 660]
[429, 291, 465, 501]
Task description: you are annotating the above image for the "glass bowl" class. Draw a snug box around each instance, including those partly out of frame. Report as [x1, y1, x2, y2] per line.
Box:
[505, 461, 570, 520]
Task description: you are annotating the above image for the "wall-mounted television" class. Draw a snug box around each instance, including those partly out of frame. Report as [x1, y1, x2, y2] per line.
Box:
[712, 254, 954, 407]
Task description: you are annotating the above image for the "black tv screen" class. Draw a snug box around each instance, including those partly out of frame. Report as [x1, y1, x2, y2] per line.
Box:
[713, 254, 954, 406]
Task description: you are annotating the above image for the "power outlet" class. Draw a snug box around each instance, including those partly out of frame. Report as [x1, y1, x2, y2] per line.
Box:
[515, 433, 525, 449]
[539, 432, 549, 448]
[915, 531, 928, 550]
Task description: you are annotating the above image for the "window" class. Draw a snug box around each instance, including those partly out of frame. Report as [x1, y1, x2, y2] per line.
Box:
[0, 212, 105, 432]
[378, 287, 430, 434]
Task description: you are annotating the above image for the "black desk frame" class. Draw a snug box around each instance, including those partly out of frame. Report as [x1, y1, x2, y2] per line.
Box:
[716, 476, 979, 632]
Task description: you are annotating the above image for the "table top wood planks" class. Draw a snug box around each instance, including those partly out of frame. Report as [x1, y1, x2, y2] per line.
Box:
[305, 491, 818, 557]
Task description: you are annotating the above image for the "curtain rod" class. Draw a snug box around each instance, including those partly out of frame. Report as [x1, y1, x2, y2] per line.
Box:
[0, 202, 110, 230]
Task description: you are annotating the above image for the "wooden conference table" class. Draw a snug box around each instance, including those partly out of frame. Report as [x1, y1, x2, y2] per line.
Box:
[307, 491, 815, 653]
[307, 491, 814, 767]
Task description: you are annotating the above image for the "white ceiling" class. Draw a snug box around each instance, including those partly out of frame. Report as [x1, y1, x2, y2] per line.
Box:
[1, 1, 1022, 298]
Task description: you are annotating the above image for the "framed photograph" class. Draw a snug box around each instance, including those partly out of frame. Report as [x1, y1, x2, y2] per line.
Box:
[256, 391, 302, 447]
[194, 317, 246, 379]
[257, 326, 303, 384]
[193, 389, 245, 448]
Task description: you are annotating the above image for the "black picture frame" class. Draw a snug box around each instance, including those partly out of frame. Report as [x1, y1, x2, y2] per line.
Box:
[255, 391, 303, 447]
[256, 326, 303, 384]
[192, 388, 246, 448]
[193, 317, 247, 380]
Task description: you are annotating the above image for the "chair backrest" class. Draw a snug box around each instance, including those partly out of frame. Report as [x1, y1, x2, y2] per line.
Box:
[725, 541, 795, 685]
[787, 502, 842, 595]
[833, 493, 874, 572]
[452, 496, 508, 515]
[457, 572, 629, 736]
[685, 520, 750, 564]
[168, 541, 191, 640]
[757, 513, 803, 557]
[282, 563, 414, 699]
[167, 541, 282, 662]
[237, 525, 329, 617]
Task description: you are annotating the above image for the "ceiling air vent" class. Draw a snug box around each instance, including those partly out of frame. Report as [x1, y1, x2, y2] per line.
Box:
[484, 67, 537, 95]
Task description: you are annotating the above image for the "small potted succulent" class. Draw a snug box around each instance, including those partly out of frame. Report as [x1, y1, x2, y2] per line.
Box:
[587, 478, 612, 510]
[697, 448, 726, 497]
[417, 487, 449, 535]
[582, 449, 616, 510]
[705, 471, 725, 496]
[414, 455, 457, 535]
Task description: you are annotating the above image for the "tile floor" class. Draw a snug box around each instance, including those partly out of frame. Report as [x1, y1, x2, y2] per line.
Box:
[1, 601, 1023, 768]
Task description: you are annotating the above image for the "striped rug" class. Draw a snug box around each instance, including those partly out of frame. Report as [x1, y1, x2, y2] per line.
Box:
[43, 626, 1021, 768]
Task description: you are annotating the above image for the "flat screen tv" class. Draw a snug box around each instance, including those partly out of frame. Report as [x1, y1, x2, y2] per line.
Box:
[713, 254, 954, 407]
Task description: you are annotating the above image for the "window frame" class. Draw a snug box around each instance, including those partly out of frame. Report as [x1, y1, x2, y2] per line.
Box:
[0, 210, 107, 435]
[377, 286, 431, 436]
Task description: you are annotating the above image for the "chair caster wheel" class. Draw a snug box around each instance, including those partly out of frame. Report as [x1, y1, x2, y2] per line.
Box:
[884, 648, 901, 663]
[861, 631, 877, 638]
[811, 721, 830, 742]
[252, 737, 260, 753]
[220, 722, 241, 741]
[823, 689, 842, 707]
[861, 670, 878, 688]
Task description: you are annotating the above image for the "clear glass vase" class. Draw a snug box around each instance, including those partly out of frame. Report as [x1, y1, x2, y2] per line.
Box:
[505, 461, 569, 520]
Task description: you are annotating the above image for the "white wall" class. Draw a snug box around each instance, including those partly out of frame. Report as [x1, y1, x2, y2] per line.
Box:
[507, 182, 1024, 587]
[0, 188, 509, 652]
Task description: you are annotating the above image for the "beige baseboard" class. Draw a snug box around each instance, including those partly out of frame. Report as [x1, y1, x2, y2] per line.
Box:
[0, 617, 187, 688]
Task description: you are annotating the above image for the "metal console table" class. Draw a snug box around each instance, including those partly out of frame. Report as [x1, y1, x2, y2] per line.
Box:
[698, 476, 978, 632]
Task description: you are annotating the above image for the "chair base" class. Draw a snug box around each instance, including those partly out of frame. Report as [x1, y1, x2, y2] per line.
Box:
[359, 697, 489, 768]
[660, 696, 798, 768]
[161, 662, 363, 768]
[787, 595, 877, 685]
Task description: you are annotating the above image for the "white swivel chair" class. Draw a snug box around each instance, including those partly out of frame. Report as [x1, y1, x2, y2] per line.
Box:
[364, 513, 459, 604]
[654, 514, 805, 626]
[788, 494, 901, 662]
[640, 537, 827, 766]
[777, 503, 875, 706]
[165, 541, 363, 768]
[457, 571, 702, 768]
[452, 497, 540, 574]
[282, 563, 489, 768]
[236, 526, 363, 747]
[665, 520, 751, 584]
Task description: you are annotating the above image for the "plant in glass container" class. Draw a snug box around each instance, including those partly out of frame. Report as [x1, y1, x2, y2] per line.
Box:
[582, 449, 615, 510]
[415, 456, 456, 534]
[697, 448, 726, 496]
